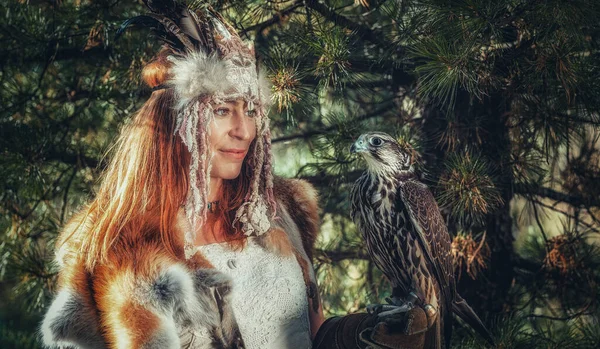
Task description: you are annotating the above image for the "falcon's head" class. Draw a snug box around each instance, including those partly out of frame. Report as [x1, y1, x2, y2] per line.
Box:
[351, 132, 415, 175]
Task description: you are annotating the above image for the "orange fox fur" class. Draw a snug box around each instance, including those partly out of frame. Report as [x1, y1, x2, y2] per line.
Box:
[42, 177, 320, 349]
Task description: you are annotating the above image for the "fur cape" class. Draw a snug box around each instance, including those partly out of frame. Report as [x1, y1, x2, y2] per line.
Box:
[41, 177, 320, 349]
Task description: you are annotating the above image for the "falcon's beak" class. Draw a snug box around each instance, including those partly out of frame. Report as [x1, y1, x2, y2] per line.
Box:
[350, 136, 369, 154]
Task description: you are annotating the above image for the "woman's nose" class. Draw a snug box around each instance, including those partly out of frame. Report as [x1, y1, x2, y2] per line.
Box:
[229, 108, 253, 140]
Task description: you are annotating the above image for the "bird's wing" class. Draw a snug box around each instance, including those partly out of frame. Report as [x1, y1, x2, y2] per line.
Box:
[398, 180, 455, 303]
[350, 173, 368, 229]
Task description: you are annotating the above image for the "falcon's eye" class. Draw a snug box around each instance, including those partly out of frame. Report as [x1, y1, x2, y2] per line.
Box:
[369, 136, 383, 147]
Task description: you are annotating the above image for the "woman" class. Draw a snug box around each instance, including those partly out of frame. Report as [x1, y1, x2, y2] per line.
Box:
[41, 3, 428, 349]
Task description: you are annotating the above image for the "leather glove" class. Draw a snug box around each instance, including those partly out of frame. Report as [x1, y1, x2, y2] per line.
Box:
[313, 306, 429, 349]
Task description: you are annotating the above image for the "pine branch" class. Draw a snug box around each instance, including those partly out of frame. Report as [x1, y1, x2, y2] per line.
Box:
[529, 198, 600, 234]
[241, 0, 304, 34]
[301, 170, 361, 187]
[527, 301, 595, 321]
[515, 184, 600, 208]
[60, 167, 78, 225]
[315, 248, 369, 262]
[272, 102, 395, 144]
[45, 148, 101, 170]
[304, 0, 389, 49]
[272, 128, 327, 144]
[6, 167, 72, 220]
[0, 45, 112, 66]
[513, 256, 541, 273]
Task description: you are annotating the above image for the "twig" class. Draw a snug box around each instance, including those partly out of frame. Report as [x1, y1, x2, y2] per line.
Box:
[304, 0, 389, 49]
[531, 200, 549, 244]
[60, 167, 78, 225]
[241, 0, 304, 34]
[515, 184, 600, 208]
[467, 230, 487, 265]
[16, 167, 71, 220]
[530, 198, 600, 234]
[366, 261, 378, 299]
[315, 248, 369, 262]
[528, 301, 594, 321]
[272, 102, 394, 143]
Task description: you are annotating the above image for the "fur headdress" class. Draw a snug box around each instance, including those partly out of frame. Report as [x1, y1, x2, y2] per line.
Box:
[118, 0, 275, 257]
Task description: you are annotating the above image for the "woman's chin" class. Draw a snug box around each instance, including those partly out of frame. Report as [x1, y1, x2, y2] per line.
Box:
[211, 165, 243, 180]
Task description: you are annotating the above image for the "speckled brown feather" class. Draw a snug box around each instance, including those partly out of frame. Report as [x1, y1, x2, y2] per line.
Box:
[399, 179, 455, 308]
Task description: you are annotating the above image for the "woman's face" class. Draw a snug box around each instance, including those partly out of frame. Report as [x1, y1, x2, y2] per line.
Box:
[209, 99, 257, 180]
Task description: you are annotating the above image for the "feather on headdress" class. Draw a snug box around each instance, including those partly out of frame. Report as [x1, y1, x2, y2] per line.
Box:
[118, 0, 275, 256]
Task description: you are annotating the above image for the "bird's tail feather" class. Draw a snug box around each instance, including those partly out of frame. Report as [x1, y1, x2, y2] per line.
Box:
[442, 310, 452, 349]
[452, 295, 495, 347]
[423, 312, 442, 349]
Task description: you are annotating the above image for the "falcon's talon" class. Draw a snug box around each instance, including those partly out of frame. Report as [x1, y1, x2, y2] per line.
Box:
[407, 292, 420, 304]
[370, 292, 420, 318]
[366, 304, 382, 315]
[385, 296, 404, 306]
[367, 303, 398, 315]
[377, 302, 414, 318]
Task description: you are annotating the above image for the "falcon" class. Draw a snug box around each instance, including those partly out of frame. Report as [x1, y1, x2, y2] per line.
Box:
[350, 132, 494, 348]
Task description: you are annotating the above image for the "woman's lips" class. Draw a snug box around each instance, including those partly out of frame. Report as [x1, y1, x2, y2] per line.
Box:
[219, 149, 247, 160]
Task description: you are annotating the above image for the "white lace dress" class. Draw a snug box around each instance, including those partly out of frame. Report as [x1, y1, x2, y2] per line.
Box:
[181, 238, 312, 349]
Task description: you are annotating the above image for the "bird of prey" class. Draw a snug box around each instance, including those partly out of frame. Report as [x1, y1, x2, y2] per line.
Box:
[350, 132, 494, 348]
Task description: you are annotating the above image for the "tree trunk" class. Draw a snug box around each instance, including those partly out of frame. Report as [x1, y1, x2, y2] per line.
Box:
[422, 94, 517, 318]
[458, 94, 516, 316]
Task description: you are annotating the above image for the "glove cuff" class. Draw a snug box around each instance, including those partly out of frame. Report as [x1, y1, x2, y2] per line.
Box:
[313, 313, 374, 349]
[313, 308, 429, 349]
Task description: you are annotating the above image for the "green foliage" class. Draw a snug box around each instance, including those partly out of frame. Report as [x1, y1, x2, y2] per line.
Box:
[2, 0, 600, 346]
[437, 152, 503, 226]
[453, 314, 600, 349]
[517, 225, 600, 316]
[410, 35, 485, 110]
[0, 324, 42, 349]
[311, 25, 353, 89]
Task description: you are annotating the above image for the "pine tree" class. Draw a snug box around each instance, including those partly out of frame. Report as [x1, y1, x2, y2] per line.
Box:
[2, 0, 600, 347]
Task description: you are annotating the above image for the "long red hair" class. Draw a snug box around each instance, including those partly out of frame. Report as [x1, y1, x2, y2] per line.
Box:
[71, 57, 250, 270]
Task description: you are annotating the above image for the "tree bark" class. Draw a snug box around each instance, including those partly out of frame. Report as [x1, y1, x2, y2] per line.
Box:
[457, 93, 516, 316]
[419, 93, 517, 318]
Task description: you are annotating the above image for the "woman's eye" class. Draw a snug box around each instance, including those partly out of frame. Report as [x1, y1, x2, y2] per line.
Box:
[369, 137, 383, 146]
[215, 108, 230, 116]
[246, 109, 257, 118]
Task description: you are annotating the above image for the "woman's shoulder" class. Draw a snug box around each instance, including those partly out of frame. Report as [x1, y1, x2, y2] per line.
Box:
[272, 176, 320, 257]
[273, 176, 318, 197]
[273, 176, 319, 213]
[43, 208, 229, 349]
[54, 206, 97, 269]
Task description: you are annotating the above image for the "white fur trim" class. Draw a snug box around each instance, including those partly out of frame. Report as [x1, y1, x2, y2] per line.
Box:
[134, 264, 221, 331]
[168, 51, 272, 111]
[168, 52, 232, 109]
[258, 68, 273, 110]
[40, 289, 105, 349]
[143, 320, 180, 349]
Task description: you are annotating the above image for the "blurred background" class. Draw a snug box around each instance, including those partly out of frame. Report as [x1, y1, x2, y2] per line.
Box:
[1, 0, 600, 347]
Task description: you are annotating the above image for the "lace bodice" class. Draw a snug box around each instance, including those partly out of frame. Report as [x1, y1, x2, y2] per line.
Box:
[181, 238, 312, 349]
